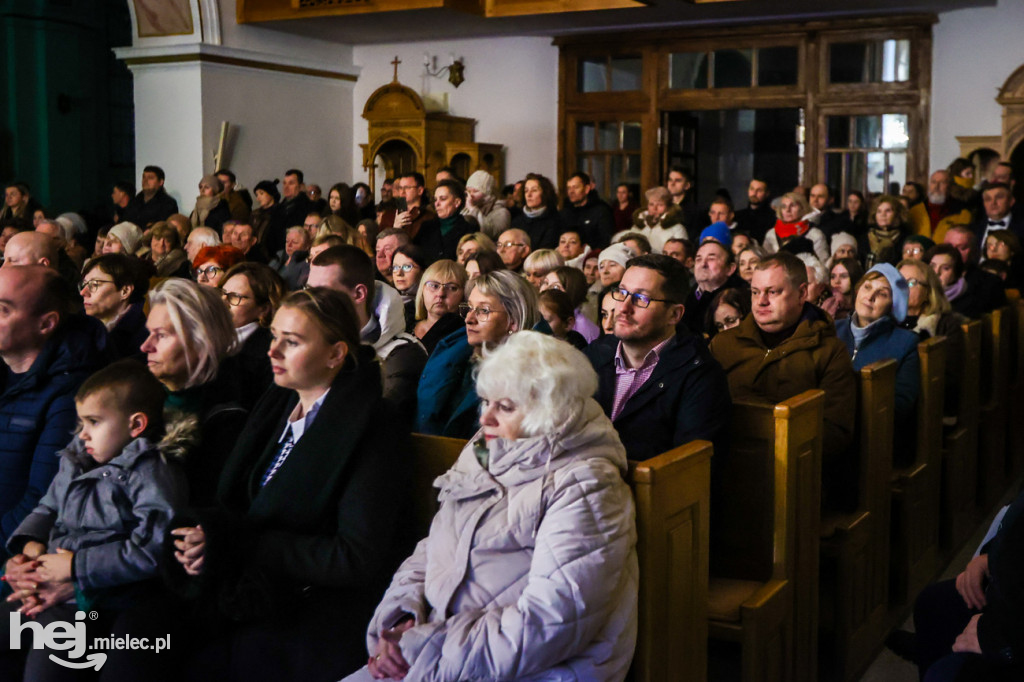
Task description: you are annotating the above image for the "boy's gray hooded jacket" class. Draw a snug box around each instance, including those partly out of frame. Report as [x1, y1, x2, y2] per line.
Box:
[8, 430, 189, 597]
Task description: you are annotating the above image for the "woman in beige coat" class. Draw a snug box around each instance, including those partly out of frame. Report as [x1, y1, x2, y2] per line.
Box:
[347, 331, 638, 682]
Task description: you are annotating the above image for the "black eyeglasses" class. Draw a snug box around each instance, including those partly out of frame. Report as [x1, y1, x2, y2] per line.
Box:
[220, 290, 251, 307]
[195, 266, 223, 280]
[611, 287, 677, 309]
[80, 279, 115, 293]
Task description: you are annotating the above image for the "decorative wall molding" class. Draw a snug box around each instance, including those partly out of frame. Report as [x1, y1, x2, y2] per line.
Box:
[113, 43, 358, 81]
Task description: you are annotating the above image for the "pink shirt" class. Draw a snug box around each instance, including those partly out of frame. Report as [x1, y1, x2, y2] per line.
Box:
[610, 336, 673, 421]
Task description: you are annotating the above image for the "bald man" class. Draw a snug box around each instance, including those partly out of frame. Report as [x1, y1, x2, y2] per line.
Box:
[496, 228, 531, 272]
[0, 265, 109, 552]
[3, 230, 58, 268]
[808, 183, 848, 237]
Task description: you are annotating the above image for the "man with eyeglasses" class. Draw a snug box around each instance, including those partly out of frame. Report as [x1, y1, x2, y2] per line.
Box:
[495, 228, 531, 273]
[307, 246, 425, 422]
[709, 251, 856, 510]
[584, 254, 730, 461]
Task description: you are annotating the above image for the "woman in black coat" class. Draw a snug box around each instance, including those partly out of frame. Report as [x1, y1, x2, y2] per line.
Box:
[510, 173, 564, 250]
[167, 288, 411, 680]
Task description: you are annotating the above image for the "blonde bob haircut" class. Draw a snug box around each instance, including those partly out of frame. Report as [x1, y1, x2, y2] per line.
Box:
[148, 278, 237, 389]
[466, 269, 540, 335]
[523, 248, 565, 275]
[415, 259, 468, 321]
[775, 191, 811, 221]
[475, 330, 599, 438]
[457, 232, 497, 254]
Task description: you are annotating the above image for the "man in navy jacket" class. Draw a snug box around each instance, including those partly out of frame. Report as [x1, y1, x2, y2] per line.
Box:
[0, 266, 109, 555]
[584, 254, 730, 461]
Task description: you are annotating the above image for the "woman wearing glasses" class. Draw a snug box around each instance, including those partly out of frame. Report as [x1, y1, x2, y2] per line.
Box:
[160, 287, 408, 680]
[411, 259, 467, 354]
[191, 244, 245, 288]
[80, 253, 150, 360]
[218, 262, 286, 408]
[416, 270, 539, 438]
[897, 258, 966, 424]
[391, 244, 427, 329]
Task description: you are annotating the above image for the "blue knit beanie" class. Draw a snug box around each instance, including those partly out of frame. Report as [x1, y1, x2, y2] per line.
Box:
[866, 262, 909, 322]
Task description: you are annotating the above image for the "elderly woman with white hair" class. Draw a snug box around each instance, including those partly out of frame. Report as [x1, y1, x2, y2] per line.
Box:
[416, 269, 539, 438]
[628, 186, 687, 253]
[348, 331, 638, 682]
[140, 278, 247, 505]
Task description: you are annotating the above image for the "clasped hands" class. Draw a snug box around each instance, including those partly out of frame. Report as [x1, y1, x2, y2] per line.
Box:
[367, 618, 415, 680]
[4, 541, 76, 618]
[950, 554, 988, 655]
[171, 525, 205, 576]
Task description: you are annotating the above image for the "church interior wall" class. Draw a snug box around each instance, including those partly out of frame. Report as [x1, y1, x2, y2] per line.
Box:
[351, 37, 559, 187]
[927, 0, 1024, 169]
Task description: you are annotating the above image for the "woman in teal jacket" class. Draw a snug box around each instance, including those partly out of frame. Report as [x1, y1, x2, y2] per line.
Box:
[415, 271, 538, 438]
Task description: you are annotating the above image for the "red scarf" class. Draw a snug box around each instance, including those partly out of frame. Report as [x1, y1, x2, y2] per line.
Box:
[773, 218, 810, 240]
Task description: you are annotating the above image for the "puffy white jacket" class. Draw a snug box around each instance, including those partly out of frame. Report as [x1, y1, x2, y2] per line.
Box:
[360, 400, 638, 682]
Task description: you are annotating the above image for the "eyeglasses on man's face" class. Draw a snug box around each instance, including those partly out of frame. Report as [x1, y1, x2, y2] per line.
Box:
[497, 241, 526, 250]
[458, 303, 507, 321]
[610, 287, 676, 309]
[220, 290, 251, 307]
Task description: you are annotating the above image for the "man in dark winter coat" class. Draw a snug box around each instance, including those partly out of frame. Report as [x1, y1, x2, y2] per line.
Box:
[122, 165, 179, 228]
[0, 266, 110, 555]
[560, 172, 614, 250]
[585, 254, 730, 461]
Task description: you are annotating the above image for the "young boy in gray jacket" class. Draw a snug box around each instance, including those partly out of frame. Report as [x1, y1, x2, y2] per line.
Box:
[2, 359, 189, 676]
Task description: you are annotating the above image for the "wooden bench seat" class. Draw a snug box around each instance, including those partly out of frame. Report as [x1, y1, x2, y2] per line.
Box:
[709, 390, 824, 682]
[977, 307, 1010, 512]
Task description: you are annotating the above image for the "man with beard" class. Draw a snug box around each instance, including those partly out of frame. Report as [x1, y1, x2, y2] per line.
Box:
[734, 178, 776, 243]
[584, 254, 730, 461]
[908, 170, 973, 242]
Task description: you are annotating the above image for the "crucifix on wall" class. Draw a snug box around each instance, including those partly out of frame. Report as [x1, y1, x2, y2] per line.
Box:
[391, 56, 401, 82]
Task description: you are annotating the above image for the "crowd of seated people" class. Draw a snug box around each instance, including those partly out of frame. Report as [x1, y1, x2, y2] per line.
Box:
[0, 156, 1021, 681]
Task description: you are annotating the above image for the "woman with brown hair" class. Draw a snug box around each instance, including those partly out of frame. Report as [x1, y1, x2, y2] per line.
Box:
[863, 194, 910, 267]
[164, 287, 409, 679]
[510, 173, 564, 250]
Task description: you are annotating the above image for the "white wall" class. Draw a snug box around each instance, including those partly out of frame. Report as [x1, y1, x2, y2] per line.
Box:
[931, 0, 1024, 169]
[199, 65, 354, 198]
[351, 37, 559, 185]
[129, 63, 205, 211]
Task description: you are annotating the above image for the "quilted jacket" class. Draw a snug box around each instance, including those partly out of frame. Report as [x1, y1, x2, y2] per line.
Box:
[364, 399, 638, 681]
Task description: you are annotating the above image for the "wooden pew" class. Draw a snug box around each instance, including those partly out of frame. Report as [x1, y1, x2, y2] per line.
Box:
[1006, 299, 1024, 478]
[818, 360, 896, 682]
[629, 441, 712, 682]
[940, 321, 981, 555]
[977, 307, 1010, 512]
[709, 390, 824, 682]
[409, 433, 465, 539]
[889, 338, 945, 606]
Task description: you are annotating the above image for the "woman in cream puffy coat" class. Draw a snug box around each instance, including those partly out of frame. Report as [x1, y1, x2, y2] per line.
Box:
[346, 331, 638, 682]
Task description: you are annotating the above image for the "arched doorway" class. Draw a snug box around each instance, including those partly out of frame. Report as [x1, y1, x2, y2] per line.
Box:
[450, 152, 472, 180]
[374, 139, 418, 182]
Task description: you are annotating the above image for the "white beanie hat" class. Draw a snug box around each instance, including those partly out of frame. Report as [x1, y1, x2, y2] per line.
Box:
[599, 242, 637, 269]
[466, 170, 496, 197]
[108, 222, 143, 255]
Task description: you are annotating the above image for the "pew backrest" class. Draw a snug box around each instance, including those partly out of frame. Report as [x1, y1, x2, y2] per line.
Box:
[628, 441, 712, 682]
[409, 433, 465, 538]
